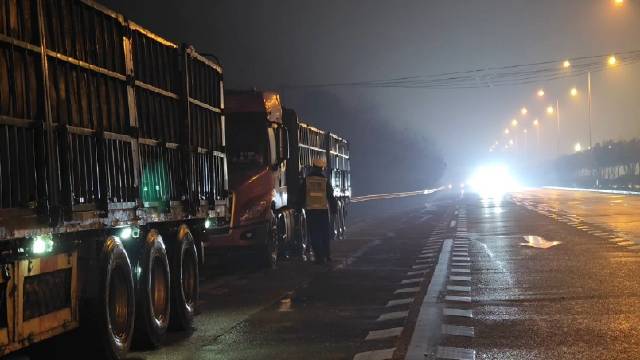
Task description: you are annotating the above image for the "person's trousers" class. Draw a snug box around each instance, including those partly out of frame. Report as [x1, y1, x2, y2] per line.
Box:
[307, 209, 330, 260]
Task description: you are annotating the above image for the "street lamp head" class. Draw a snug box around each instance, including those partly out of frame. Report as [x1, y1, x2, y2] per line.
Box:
[546, 106, 555, 115]
[563, 60, 571, 68]
[523, 129, 528, 134]
[509, 139, 514, 145]
[570, 87, 578, 97]
[608, 55, 617, 66]
[504, 128, 510, 135]
[511, 119, 519, 127]
[614, 0, 624, 7]
[521, 107, 528, 115]
[537, 89, 545, 97]
[533, 119, 540, 126]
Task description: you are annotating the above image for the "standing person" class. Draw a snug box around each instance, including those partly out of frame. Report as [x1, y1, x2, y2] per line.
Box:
[303, 158, 336, 264]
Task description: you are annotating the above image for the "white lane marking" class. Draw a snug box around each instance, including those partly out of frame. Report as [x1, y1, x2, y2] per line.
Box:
[452, 252, 468, 256]
[452, 257, 471, 261]
[415, 259, 431, 264]
[451, 262, 470, 267]
[353, 348, 396, 360]
[365, 327, 404, 341]
[436, 346, 476, 360]
[406, 240, 452, 360]
[445, 295, 472, 303]
[394, 287, 421, 294]
[451, 268, 471, 273]
[628, 245, 640, 250]
[412, 265, 430, 270]
[441, 324, 475, 337]
[450, 275, 471, 281]
[447, 285, 471, 292]
[401, 278, 423, 285]
[376, 311, 409, 321]
[418, 254, 435, 259]
[609, 238, 626, 243]
[443, 308, 473, 318]
[450, 220, 457, 228]
[386, 298, 414, 307]
[407, 270, 428, 276]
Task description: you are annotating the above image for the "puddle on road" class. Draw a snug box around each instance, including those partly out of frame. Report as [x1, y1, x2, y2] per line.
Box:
[520, 235, 561, 249]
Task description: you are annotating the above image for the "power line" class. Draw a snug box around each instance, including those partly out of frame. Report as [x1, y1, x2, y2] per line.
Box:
[283, 50, 640, 90]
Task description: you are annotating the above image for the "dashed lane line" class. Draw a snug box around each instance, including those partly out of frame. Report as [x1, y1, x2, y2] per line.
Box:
[450, 275, 471, 281]
[405, 239, 453, 360]
[394, 287, 421, 294]
[365, 327, 404, 341]
[386, 298, 414, 307]
[407, 270, 429, 276]
[441, 324, 475, 337]
[376, 311, 409, 322]
[401, 278, 424, 285]
[446, 285, 471, 292]
[436, 346, 476, 360]
[353, 348, 396, 360]
[444, 295, 472, 303]
[443, 308, 473, 318]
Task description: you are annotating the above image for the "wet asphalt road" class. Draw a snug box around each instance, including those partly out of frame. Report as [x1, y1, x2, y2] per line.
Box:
[11, 188, 640, 359]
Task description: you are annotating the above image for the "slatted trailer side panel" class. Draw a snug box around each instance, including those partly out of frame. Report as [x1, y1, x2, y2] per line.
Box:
[328, 134, 351, 197]
[0, 0, 229, 355]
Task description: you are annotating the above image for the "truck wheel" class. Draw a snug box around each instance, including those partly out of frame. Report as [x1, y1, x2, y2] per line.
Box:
[333, 202, 342, 240]
[299, 210, 313, 262]
[262, 213, 279, 269]
[134, 230, 170, 348]
[337, 201, 345, 240]
[169, 226, 199, 331]
[98, 236, 135, 360]
[341, 203, 348, 237]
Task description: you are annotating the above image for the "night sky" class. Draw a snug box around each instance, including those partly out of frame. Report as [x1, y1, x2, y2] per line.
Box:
[101, 0, 640, 193]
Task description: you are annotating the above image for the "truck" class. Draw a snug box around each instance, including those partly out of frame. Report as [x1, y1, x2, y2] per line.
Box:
[0, 0, 229, 358]
[209, 90, 351, 266]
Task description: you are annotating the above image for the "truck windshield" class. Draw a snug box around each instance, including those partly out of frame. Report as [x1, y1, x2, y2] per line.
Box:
[226, 112, 268, 171]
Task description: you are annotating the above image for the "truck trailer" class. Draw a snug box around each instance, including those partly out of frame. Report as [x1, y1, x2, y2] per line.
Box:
[0, 0, 229, 358]
[208, 90, 350, 266]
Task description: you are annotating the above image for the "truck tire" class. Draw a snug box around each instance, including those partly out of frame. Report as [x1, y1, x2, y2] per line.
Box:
[262, 212, 279, 269]
[169, 225, 199, 331]
[134, 230, 170, 348]
[299, 210, 313, 262]
[97, 236, 135, 360]
[341, 203, 348, 237]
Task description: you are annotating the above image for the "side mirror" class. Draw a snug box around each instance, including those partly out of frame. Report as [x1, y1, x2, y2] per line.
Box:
[267, 127, 278, 166]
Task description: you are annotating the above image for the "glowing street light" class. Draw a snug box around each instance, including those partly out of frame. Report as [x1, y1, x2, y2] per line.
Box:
[511, 119, 519, 127]
[509, 139, 514, 145]
[570, 87, 578, 97]
[537, 89, 545, 97]
[521, 107, 528, 115]
[563, 60, 571, 68]
[533, 119, 540, 126]
[546, 106, 555, 115]
[613, 0, 624, 7]
[608, 55, 618, 66]
[504, 128, 510, 135]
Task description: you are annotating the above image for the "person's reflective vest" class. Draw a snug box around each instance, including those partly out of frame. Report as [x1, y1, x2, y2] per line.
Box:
[305, 176, 328, 210]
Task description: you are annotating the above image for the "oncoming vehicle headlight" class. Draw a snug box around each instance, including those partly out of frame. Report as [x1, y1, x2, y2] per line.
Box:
[31, 234, 54, 255]
[239, 200, 269, 225]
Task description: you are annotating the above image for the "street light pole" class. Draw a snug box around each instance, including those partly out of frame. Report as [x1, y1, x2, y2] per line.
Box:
[587, 71, 593, 149]
[556, 98, 561, 156]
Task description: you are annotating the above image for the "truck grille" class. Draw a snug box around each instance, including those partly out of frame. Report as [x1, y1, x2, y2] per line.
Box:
[23, 269, 72, 321]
